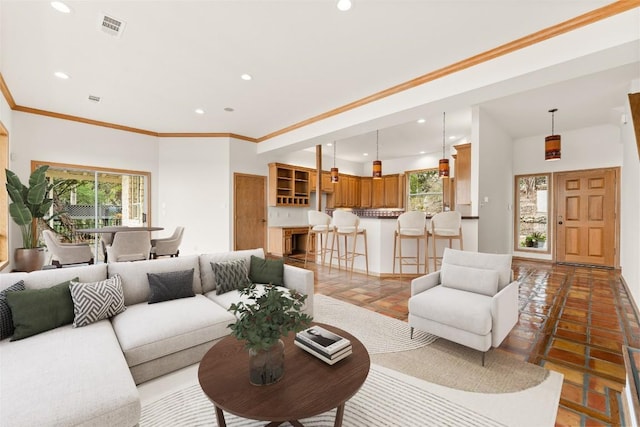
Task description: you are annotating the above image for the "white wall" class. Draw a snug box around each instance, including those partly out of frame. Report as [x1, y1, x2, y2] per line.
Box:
[158, 137, 231, 254]
[477, 107, 513, 254]
[512, 124, 624, 260]
[9, 112, 159, 260]
[620, 80, 640, 308]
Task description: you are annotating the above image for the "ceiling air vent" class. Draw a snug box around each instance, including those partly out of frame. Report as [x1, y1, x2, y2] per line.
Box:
[88, 95, 101, 103]
[99, 13, 126, 38]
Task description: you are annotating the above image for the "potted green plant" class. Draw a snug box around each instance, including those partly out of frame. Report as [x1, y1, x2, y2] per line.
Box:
[228, 284, 312, 385]
[531, 231, 546, 248]
[524, 235, 535, 247]
[5, 165, 54, 271]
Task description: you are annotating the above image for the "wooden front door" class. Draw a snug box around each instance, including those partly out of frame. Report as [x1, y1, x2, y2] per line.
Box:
[555, 168, 618, 267]
[234, 173, 267, 251]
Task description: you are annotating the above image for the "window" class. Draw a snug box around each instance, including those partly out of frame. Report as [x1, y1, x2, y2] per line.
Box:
[514, 173, 550, 253]
[33, 161, 151, 262]
[406, 168, 443, 216]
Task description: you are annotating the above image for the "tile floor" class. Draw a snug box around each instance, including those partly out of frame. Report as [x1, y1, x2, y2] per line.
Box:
[287, 257, 640, 427]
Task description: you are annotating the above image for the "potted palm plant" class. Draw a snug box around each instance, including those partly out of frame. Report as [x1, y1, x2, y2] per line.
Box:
[5, 165, 54, 271]
[228, 284, 312, 385]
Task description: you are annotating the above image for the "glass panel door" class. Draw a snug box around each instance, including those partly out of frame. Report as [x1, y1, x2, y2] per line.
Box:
[36, 163, 150, 262]
[514, 174, 550, 253]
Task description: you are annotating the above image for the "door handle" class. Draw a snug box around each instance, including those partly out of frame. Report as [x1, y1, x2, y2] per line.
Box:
[558, 215, 563, 225]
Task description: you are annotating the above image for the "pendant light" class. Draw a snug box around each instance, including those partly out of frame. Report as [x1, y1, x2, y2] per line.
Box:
[330, 141, 339, 183]
[545, 108, 561, 161]
[372, 130, 382, 179]
[438, 112, 450, 178]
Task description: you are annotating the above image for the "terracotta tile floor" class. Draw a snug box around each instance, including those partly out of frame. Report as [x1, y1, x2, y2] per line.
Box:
[286, 257, 640, 426]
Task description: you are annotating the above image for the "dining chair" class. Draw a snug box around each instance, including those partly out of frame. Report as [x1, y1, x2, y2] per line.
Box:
[42, 230, 94, 268]
[150, 226, 184, 259]
[106, 231, 152, 263]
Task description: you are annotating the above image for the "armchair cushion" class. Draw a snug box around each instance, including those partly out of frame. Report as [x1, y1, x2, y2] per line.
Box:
[440, 263, 499, 297]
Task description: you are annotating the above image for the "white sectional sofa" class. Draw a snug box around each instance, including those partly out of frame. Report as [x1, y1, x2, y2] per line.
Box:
[0, 248, 314, 427]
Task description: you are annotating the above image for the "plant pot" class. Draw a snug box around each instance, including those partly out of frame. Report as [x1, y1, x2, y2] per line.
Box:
[248, 339, 285, 386]
[14, 247, 46, 272]
[537, 241, 546, 248]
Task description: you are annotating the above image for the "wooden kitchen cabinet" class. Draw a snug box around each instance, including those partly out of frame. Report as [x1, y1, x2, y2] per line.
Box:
[453, 143, 471, 205]
[360, 177, 372, 208]
[268, 163, 310, 207]
[372, 178, 385, 208]
[309, 171, 334, 193]
[268, 227, 313, 257]
[384, 174, 399, 207]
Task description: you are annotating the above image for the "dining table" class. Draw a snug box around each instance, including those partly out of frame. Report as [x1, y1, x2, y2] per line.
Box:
[76, 226, 164, 262]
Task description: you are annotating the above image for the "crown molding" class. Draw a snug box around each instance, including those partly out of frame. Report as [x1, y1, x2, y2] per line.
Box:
[2, 1, 638, 143]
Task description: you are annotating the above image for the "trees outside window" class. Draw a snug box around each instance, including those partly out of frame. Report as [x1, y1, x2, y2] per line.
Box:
[407, 169, 443, 216]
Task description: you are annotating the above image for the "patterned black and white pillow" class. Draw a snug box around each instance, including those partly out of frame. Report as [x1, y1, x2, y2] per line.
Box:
[69, 274, 126, 328]
[211, 260, 251, 295]
[0, 280, 26, 340]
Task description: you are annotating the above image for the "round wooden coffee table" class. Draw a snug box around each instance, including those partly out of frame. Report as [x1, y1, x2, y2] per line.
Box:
[198, 323, 370, 427]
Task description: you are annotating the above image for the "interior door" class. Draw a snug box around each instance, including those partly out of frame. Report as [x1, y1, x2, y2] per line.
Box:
[555, 168, 618, 267]
[234, 173, 267, 251]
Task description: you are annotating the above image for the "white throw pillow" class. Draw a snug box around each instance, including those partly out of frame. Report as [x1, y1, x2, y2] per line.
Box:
[440, 263, 499, 297]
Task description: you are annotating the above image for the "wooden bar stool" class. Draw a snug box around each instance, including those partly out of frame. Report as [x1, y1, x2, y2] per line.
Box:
[305, 211, 334, 267]
[329, 210, 369, 278]
[428, 211, 463, 271]
[393, 211, 428, 277]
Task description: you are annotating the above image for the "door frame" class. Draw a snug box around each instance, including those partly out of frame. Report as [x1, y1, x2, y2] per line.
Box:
[233, 172, 267, 251]
[552, 166, 620, 268]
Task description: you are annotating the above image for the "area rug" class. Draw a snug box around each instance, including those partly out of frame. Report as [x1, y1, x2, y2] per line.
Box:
[140, 364, 507, 427]
[313, 294, 549, 393]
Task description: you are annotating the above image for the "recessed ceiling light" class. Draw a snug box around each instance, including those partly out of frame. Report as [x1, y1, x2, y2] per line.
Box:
[363, 153, 369, 157]
[54, 71, 70, 79]
[327, 143, 333, 147]
[51, 1, 71, 13]
[419, 151, 426, 154]
[224, 107, 235, 112]
[449, 135, 457, 140]
[337, 0, 352, 11]
[417, 118, 426, 124]
[240, 74, 252, 81]
[195, 108, 205, 115]
[88, 95, 101, 103]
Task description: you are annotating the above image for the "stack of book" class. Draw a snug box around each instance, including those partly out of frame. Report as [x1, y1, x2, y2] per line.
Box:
[295, 325, 352, 365]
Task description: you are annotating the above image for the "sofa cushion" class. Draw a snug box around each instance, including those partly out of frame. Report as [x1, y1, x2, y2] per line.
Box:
[108, 255, 202, 306]
[147, 268, 195, 304]
[111, 294, 235, 367]
[70, 275, 126, 327]
[408, 285, 493, 336]
[0, 320, 140, 426]
[6, 278, 76, 341]
[249, 255, 284, 286]
[206, 284, 292, 312]
[199, 248, 265, 293]
[212, 260, 251, 295]
[440, 263, 499, 297]
[0, 280, 25, 340]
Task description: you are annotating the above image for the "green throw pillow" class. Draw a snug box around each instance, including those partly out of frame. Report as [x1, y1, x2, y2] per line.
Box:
[5, 278, 77, 341]
[249, 255, 284, 286]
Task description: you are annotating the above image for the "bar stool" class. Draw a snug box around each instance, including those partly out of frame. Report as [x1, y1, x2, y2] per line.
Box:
[329, 210, 369, 278]
[428, 211, 463, 271]
[305, 211, 334, 268]
[393, 211, 428, 277]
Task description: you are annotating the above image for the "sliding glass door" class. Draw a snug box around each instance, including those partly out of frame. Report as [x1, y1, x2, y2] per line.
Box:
[34, 161, 150, 262]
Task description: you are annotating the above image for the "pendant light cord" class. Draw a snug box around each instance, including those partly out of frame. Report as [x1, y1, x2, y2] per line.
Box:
[442, 112, 446, 158]
[549, 108, 557, 135]
[376, 130, 379, 160]
[333, 141, 336, 168]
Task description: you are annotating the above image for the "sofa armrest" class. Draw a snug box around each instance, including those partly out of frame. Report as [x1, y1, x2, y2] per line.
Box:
[411, 271, 441, 296]
[490, 280, 519, 347]
[283, 264, 314, 317]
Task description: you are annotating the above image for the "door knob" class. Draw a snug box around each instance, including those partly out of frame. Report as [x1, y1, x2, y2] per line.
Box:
[558, 215, 563, 225]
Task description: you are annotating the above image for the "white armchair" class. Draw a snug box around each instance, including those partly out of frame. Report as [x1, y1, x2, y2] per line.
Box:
[42, 230, 94, 268]
[408, 248, 519, 365]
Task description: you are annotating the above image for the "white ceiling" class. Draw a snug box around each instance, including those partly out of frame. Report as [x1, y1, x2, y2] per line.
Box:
[1, 1, 638, 164]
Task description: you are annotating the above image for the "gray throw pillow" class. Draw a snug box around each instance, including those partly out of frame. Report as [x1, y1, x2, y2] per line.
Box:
[69, 275, 126, 327]
[211, 260, 251, 295]
[147, 269, 195, 304]
[0, 280, 26, 340]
